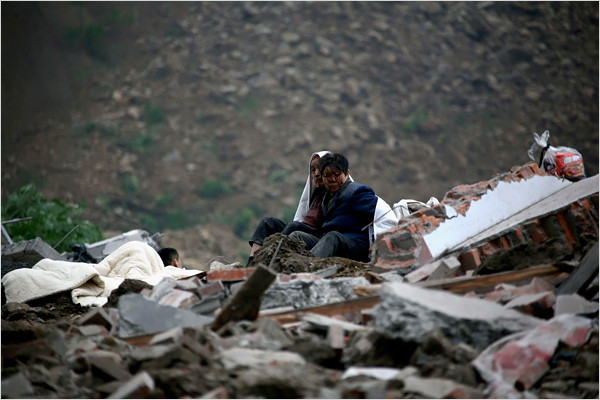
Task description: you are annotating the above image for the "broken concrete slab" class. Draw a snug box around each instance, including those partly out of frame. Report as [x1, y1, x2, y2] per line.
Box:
[555, 293, 600, 316]
[504, 291, 556, 318]
[1, 372, 35, 398]
[117, 293, 213, 338]
[403, 375, 469, 399]
[428, 256, 462, 281]
[1, 237, 66, 265]
[107, 371, 156, 399]
[261, 276, 370, 310]
[219, 347, 306, 370]
[375, 282, 543, 349]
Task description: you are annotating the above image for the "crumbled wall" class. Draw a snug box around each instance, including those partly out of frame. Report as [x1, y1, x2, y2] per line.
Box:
[371, 162, 599, 274]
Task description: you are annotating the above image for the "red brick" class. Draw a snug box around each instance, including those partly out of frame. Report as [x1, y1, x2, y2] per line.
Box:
[459, 249, 481, 272]
[555, 212, 575, 250]
[514, 227, 527, 243]
[197, 280, 226, 297]
[524, 221, 550, 243]
[383, 236, 394, 253]
[499, 236, 510, 249]
[206, 268, 255, 281]
[479, 241, 500, 258]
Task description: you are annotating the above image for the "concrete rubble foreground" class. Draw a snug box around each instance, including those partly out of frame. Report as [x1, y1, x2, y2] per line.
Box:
[1, 163, 598, 399]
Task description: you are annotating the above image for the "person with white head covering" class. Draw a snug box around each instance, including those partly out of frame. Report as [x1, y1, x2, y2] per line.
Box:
[246, 150, 331, 266]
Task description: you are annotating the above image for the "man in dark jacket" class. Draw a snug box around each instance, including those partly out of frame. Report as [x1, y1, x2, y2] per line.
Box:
[290, 153, 378, 262]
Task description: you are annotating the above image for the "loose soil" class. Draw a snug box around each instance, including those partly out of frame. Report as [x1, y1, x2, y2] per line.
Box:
[252, 233, 371, 278]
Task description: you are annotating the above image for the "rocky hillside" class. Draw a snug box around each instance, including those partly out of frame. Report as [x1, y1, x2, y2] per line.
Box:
[2, 2, 598, 265]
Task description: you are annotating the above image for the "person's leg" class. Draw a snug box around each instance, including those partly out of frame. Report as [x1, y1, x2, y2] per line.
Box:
[289, 231, 321, 250]
[310, 231, 369, 262]
[281, 221, 319, 236]
[249, 216, 287, 253]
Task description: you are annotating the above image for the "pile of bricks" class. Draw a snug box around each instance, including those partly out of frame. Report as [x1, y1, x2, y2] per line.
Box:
[371, 162, 599, 274]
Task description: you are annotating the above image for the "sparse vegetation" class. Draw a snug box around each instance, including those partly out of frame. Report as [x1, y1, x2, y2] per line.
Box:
[1, 184, 103, 253]
[144, 104, 164, 125]
[198, 179, 233, 199]
[233, 207, 256, 238]
[122, 173, 140, 194]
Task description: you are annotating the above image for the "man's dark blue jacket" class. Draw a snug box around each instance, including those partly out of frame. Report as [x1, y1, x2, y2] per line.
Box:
[321, 180, 378, 253]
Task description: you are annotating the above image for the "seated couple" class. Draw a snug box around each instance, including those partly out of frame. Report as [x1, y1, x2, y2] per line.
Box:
[246, 151, 398, 266]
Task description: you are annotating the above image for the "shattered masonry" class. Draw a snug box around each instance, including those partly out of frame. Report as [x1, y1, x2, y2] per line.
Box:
[371, 162, 599, 274]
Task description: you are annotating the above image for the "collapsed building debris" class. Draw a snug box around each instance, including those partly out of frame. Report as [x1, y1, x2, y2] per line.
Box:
[1, 164, 598, 398]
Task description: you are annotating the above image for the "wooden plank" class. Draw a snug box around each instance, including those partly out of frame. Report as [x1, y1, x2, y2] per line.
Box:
[259, 296, 380, 324]
[556, 242, 599, 296]
[211, 264, 277, 331]
[417, 264, 564, 294]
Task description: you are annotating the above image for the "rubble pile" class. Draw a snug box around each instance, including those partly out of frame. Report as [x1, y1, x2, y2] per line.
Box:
[2, 167, 599, 399]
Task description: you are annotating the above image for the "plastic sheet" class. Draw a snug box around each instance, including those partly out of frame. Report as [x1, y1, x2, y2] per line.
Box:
[528, 130, 585, 181]
[473, 314, 593, 394]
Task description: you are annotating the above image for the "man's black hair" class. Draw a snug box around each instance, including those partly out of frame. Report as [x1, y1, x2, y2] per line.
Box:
[319, 152, 349, 174]
[158, 247, 179, 267]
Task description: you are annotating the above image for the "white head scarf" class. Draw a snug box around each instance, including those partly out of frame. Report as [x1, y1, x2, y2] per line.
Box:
[293, 150, 331, 222]
[292, 151, 397, 248]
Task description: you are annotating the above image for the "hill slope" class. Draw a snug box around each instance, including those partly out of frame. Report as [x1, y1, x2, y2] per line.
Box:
[2, 2, 598, 265]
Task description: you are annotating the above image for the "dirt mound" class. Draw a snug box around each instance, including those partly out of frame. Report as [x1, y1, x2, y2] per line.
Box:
[252, 233, 371, 278]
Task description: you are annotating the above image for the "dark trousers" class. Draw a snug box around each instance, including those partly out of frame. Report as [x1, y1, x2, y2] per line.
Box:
[249, 217, 319, 246]
[289, 231, 370, 262]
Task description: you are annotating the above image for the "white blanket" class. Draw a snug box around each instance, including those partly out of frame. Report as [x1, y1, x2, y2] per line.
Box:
[1, 241, 202, 307]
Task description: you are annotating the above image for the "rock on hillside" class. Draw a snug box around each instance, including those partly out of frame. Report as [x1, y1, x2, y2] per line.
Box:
[2, 2, 598, 263]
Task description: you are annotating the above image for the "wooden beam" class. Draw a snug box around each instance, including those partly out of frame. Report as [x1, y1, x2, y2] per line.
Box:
[417, 264, 566, 294]
[556, 242, 599, 296]
[259, 296, 380, 324]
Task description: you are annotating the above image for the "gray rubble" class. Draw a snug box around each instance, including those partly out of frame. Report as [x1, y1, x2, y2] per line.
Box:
[374, 281, 543, 349]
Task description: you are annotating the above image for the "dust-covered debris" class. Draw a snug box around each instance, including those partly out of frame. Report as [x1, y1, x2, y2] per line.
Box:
[253, 233, 371, 278]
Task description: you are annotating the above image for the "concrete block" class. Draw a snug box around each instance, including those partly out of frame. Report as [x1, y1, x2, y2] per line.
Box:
[427, 256, 461, 281]
[1, 372, 34, 398]
[375, 282, 542, 349]
[149, 326, 184, 345]
[2, 237, 65, 264]
[403, 376, 466, 399]
[76, 308, 115, 330]
[555, 293, 599, 316]
[190, 296, 221, 316]
[88, 353, 132, 381]
[197, 280, 226, 298]
[219, 347, 305, 370]
[117, 294, 213, 338]
[157, 288, 199, 309]
[504, 291, 556, 318]
[107, 371, 155, 399]
[261, 277, 369, 311]
[200, 386, 229, 398]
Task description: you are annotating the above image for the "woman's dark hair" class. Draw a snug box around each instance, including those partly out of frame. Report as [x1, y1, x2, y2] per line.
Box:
[158, 247, 179, 267]
[319, 153, 349, 174]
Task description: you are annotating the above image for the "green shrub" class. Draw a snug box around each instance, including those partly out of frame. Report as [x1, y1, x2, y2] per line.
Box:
[199, 179, 232, 199]
[402, 109, 428, 134]
[1, 184, 103, 253]
[166, 210, 192, 230]
[233, 208, 255, 238]
[127, 132, 155, 153]
[154, 193, 175, 208]
[144, 104, 164, 125]
[122, 173, 139, 194]
[268, 170, 289, 184]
